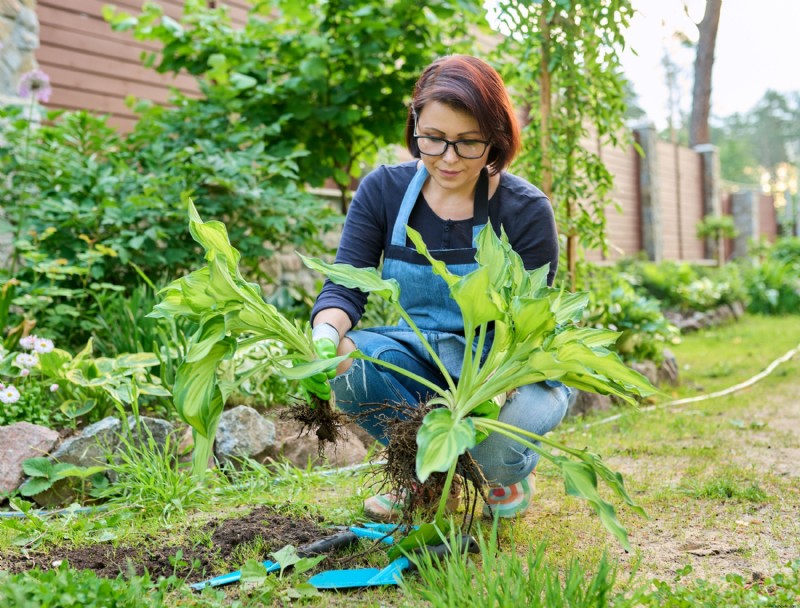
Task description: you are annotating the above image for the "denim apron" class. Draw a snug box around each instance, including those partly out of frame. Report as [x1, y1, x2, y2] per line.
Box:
[383, 165, 489, 332]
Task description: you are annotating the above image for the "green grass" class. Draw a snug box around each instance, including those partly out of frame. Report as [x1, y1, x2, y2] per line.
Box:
[1, 314, 799, 606]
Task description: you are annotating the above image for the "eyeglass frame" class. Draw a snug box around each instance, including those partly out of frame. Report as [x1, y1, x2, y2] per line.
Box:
[412, 134, 492, 159]
[411, 115, 491, 160]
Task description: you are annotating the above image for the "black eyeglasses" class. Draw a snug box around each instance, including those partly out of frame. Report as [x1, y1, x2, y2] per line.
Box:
[413, 135, 491, 159]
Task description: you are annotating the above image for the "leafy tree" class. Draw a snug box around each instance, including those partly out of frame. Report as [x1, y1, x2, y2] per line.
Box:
[107, 0, 480, 211]
[489, 0, 634, 288]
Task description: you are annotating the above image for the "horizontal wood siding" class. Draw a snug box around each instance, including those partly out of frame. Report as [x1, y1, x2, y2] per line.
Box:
[37, 1, 250, 130]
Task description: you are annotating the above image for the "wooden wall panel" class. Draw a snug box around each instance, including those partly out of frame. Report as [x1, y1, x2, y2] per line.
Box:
[656, 139, 680, 260]
[676, 145, 705, 260]
[37, 1, 250, 130]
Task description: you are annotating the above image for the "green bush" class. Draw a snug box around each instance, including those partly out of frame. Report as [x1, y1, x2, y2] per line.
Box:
[577, 265, 678, 364]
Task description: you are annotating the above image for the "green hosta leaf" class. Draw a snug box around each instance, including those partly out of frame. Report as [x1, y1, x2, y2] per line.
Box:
[60, 398, 96, 418]
[37, 349, 72, 378]
[275, 355, 351, 380]
[387, 517, 449, 561]
[186, 316, 227, 363]
[51, 464, 107, 481]
[173, 338, 236, 435]
[451, 266, 504, 326]
[406, 226, 459, 288]
[525, 264, 550, 295]
[548, 327, 621, 350]
[556, 342, 656, 396]
[188, 199, 241, 275]
[559, 459, 632, 552]
[550, 290, 590, 324]
[416, 409, 476, 482]
[474, 223, 510, 289]
[300, 256, 401, 302]
[136, 382, 172, 397]
[22, 458, 52, 478]
[510, 297, 555, 342]
[469, 399, 501, 443]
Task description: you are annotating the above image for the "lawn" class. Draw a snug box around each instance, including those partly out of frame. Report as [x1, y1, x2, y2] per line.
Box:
[1, 314, 799, 607]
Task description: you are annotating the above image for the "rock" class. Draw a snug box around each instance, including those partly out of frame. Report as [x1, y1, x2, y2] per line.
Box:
[0, 422, 59, 497]
[658, 348, 680, 386]
[628, 360, 659, 387]
[30, 417, 122, 507]
[729, 301, 746, 319]
[269, 419, 370, 469]
[566, 390, 613, 418]
[125, 415, 174, 453]
[214, 406, 276, 469]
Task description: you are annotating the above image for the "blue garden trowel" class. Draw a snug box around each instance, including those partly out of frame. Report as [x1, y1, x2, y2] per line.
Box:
[308, 534, 479, 590]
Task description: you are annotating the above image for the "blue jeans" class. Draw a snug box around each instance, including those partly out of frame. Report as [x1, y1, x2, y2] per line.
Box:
[330, 327, 570, 486]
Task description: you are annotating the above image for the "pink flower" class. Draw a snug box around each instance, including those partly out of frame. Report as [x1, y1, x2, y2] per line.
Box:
[50, 383, 59, 392]
[18, 69, 52, 103]
[19, 335, 37, 350]
[20, 368, 30, 377]
[0, 385, 20, 404]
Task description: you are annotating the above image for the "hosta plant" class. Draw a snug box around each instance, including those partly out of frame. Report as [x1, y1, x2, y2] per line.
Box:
[302, 224, 658, 552]
[148, 199, 347, 480]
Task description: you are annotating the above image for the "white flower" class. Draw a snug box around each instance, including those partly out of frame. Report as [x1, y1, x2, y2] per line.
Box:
[33, 337, 54, 354]
[14, 352, 38, 368]
[50, 383, 59, 392]
[19, 335, 37, 350]
[20, 368, 30, 377]
[0, 385, 20, 404]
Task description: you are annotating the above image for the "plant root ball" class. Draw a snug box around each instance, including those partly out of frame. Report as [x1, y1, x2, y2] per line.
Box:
[285, 395, 349, 451]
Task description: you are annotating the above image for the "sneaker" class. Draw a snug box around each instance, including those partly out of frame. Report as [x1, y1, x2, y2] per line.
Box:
[363, 481, 462, 523]
[482, 472, 535, 518]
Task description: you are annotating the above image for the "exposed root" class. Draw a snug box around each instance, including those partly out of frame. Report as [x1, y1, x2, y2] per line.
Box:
[370, 401, 488, 529]
[284, 395, 349, 453]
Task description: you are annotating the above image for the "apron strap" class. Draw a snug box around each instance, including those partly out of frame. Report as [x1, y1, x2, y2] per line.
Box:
[390, 166, 491, 248]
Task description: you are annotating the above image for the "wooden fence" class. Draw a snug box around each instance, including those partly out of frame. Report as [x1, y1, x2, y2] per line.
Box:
[36, 0, 249, 131]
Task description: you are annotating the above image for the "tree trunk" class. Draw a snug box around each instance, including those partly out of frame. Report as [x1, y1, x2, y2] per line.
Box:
[539, 3, 553, 199]
[689, 0, 723, 147]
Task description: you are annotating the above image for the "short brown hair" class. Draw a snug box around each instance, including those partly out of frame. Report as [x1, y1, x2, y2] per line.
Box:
[405, 55, 521, 175]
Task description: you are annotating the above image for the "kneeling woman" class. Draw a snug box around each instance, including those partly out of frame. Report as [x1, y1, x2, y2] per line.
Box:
[306, 54, 570, 522]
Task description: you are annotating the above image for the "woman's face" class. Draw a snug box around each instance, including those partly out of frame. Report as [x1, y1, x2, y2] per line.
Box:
[415, 101, 490, 196]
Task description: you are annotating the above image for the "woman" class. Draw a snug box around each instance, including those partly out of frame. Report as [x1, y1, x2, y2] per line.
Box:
[305, 55, 570, 522]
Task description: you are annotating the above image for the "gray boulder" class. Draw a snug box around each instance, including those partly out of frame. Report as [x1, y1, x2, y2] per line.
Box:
[214, 406, 276, 468]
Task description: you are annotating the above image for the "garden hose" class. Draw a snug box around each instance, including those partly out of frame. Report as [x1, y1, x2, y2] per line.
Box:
[581, 342, 800, 429]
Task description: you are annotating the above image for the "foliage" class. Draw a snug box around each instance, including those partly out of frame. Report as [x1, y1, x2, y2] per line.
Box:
[105, 0, 480, 208]
[0, 102, 336, 328]
[743, 258, 800, 315]
[306, 223, 657, 550]
[148, 200, 347, 480]
[17, 457, 107, 498]
[578, 265, 679, 364]
[696, 214, 739, 241]
[490, 0, 635, 284]
[404, 526, 624, 607]
[0, 565, 178, 608]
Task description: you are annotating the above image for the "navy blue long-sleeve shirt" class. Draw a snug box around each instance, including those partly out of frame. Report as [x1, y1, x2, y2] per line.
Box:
[311, 161, 559, 328]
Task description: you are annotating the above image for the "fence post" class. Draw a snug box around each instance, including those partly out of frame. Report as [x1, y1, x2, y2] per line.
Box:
[730, 190, 759, 258]
[694, 144, 722, 261]
[634, 124, 662, 262]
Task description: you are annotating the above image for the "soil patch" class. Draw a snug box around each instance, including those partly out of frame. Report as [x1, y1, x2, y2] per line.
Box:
[7, 506, 329, 582]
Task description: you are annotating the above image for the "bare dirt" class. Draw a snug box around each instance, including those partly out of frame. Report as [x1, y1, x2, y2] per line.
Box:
[5, 506, 330, 582]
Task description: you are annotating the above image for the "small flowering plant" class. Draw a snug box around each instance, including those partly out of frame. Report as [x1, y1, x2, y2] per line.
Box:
[0, 333, 65, 428]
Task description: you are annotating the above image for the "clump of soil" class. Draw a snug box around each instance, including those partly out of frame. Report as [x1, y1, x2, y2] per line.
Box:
[284, 395, 349, 448]
[8, 506, 329, 582]
[377, 402, 487, 525]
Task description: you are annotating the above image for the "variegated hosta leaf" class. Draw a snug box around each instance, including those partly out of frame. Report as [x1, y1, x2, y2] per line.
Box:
[300, 255, 401, 302]
[406, 226, 459, 288]
[416, 408, 476, 482]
